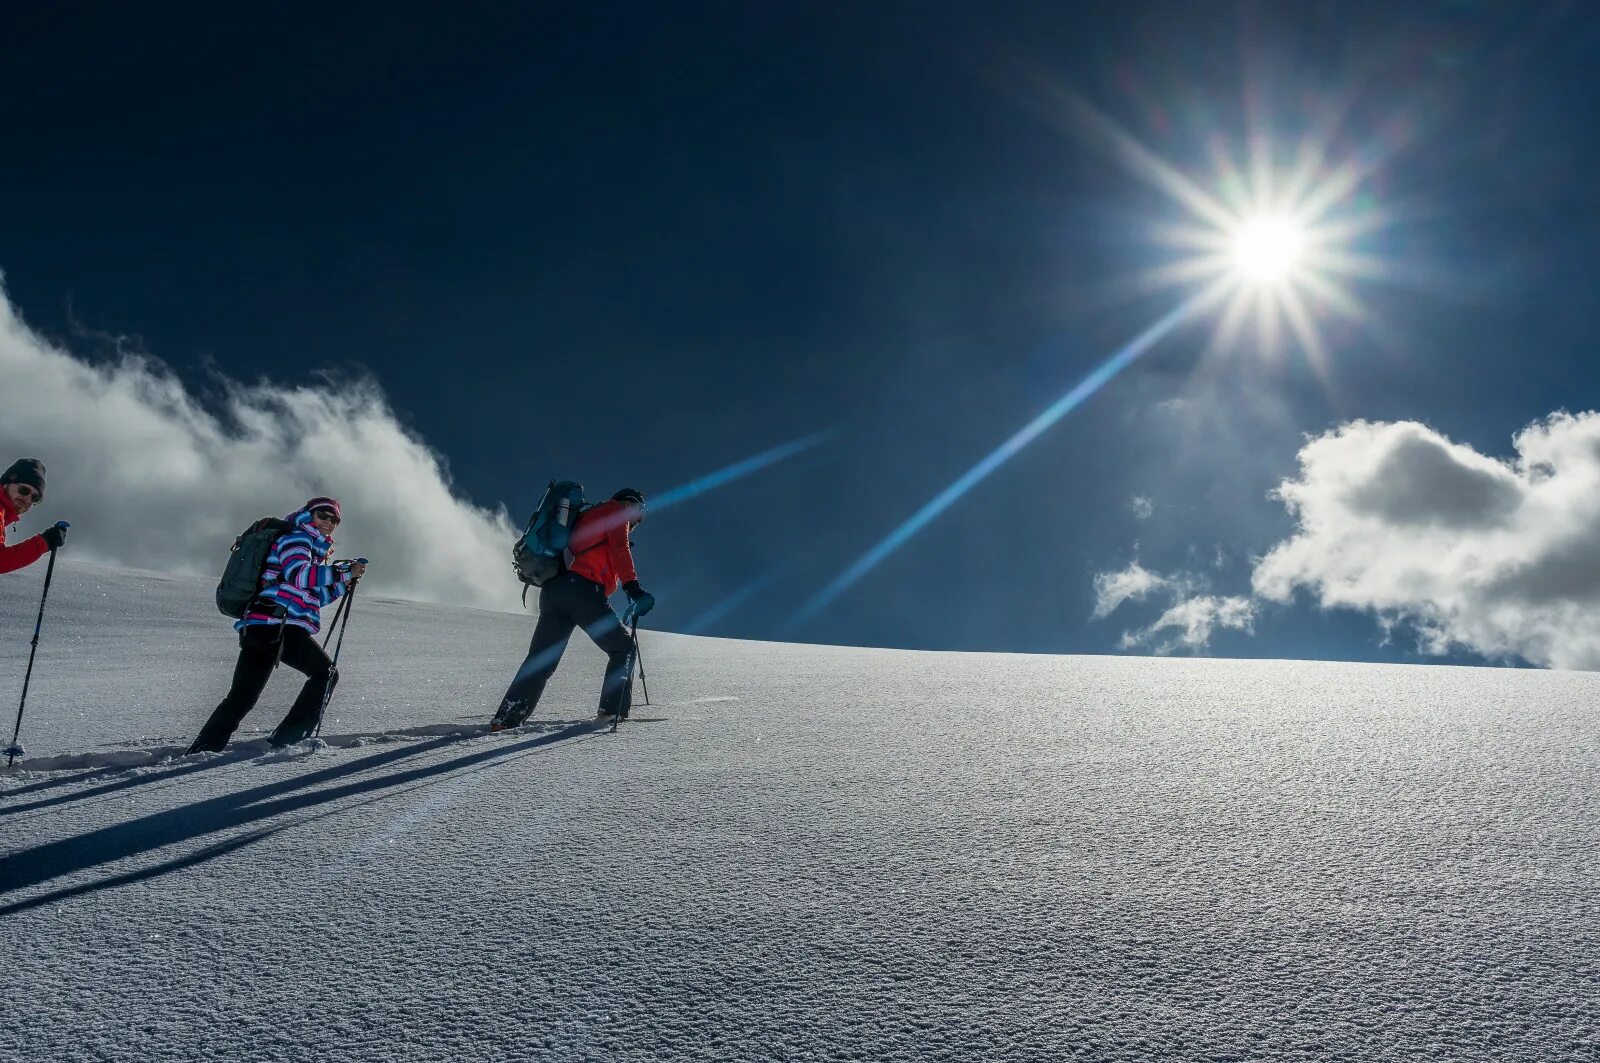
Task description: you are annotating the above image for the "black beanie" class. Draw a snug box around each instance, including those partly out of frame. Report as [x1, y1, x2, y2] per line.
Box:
[612, 488, 645, 505]
[1, 458, 45, 501]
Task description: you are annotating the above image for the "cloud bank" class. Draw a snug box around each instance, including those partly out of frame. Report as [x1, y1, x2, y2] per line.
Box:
[1254, 415, 1600, 669]
[1096, 413, 1600, 669]
[0, 285, 521, 612]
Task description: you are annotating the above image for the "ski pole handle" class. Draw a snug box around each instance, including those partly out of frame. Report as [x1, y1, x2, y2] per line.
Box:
[40, 520, 70, 553]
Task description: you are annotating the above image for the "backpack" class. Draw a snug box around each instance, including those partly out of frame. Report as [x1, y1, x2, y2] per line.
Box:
[512, 480, 587, 601]
[216, 517, 292, 618]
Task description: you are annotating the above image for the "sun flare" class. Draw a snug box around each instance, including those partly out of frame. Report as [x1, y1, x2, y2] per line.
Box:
[1231, 214, 1307, 285]
[1041, 89, 1399, 378]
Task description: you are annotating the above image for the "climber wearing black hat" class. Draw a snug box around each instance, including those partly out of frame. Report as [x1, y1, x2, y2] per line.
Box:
[0, 458, 66, 575]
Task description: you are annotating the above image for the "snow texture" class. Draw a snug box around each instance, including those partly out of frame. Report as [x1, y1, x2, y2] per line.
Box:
[2, 561, 1596, 1062]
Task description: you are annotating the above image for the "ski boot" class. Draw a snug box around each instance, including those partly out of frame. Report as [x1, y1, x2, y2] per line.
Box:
[490, 699, 531, 733]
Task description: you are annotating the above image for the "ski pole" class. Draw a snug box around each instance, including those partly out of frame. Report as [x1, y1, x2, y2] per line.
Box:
[6, 523, 68, 767]
[321, 590, 351, 651]
[312, 562, 364, 740]
[632, 623, 651, 706]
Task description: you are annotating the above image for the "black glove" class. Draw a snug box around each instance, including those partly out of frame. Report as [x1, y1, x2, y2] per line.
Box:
[40, 524, 67, 551]
[622, 581, 655, 620]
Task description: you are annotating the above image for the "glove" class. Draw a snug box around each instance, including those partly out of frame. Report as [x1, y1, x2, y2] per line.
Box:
[40, 523, 67, 551]
[622, 581, 655, 621]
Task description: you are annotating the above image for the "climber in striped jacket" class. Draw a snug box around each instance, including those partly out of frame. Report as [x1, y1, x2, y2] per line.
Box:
[240, 498, 357, 634]
[190, 497, 368, 754]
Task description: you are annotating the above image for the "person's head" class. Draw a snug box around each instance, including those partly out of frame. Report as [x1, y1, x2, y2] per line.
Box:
[1, 458, 46, 516]
[612, 488, 646, 528]
[303, 496, 342, 538]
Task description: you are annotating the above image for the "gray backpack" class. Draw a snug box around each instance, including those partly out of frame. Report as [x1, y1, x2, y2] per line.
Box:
[216, 517, 291, 618]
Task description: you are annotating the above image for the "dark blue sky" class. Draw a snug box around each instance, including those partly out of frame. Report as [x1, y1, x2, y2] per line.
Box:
[5, 1, 1598, 660]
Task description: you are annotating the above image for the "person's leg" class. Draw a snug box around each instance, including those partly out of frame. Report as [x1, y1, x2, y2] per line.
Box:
[188, 626, 283, 754]
[569, 583, 635, 718]
[492, 581, 578, 727]
[269, 627, 336, 747]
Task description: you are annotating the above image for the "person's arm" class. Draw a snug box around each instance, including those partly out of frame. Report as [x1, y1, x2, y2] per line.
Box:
[608, 520, 655, 617]
[317, 570, 353, 607]
[278, 535, 349, 605]
[0, 533, 47, 575]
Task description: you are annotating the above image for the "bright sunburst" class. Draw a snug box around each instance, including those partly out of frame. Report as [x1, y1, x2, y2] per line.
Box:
[1230, 214, 1307, 285]
[791, 81, 1405, 622]
[1037, 86, 1401, 382]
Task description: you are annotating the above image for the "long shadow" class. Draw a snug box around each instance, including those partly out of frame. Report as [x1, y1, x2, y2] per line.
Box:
[0, 827, 290, 917]
[0, 729, 290, 803]
[2, 756, 240, 818]
[0, 732, 577, 916]
[0, 719, 603, 909]
[1, 716, 585, 818]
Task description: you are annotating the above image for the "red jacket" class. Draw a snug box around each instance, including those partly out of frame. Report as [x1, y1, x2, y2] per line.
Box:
[0, 492, 48, 575]
[566, 500, 639, 596]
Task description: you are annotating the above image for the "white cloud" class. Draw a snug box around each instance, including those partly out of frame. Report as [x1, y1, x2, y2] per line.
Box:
[1253, 414, 1600, 669]
[1130, 495, 1154, 520]
[1091, 560, 1167, 619]
[1119, 595, 1255, 654]
[1091, 558, 1250, 654]
[0, 284, 521, 612]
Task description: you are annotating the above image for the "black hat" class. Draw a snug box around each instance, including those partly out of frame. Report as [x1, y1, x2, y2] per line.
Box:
[612, 488, 645, 505]
[1, 458, 45, 501]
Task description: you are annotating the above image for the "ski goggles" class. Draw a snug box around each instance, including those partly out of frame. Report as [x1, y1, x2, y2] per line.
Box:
[12, 484, 39, 502]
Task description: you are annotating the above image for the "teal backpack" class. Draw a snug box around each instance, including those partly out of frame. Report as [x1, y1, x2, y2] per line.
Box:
[512, 481, 587, 602]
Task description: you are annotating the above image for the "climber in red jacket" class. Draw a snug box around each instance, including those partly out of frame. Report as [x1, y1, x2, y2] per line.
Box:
[491, 489, 654, 729]
[0, 459, 65, 575]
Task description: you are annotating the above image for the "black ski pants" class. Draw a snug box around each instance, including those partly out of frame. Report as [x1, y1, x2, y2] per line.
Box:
[497, 571, 634, 724]
[189, 624, 337, 754]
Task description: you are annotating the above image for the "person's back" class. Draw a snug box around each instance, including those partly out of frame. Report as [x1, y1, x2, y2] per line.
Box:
[566, 498, 643, 599]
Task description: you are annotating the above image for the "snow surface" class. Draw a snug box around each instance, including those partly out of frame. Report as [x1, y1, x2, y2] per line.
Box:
[2, 560, 1596, 1062]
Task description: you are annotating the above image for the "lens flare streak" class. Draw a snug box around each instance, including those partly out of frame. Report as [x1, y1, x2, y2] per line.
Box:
[652, 429, 836, 511]
[792, 286, 1222, 626]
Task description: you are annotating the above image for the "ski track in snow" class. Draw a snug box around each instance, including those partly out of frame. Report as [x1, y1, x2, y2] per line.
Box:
[1, 562, 1597, 1062]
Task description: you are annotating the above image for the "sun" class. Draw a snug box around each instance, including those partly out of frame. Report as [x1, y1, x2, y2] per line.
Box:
[1132, 129, 1393, 376]
[1118, 138, 1393, 380]
[1036, 90, 1398, 379]
[1230, 214, 1307, 285]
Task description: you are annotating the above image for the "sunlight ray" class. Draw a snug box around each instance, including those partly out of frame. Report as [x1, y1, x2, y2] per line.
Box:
[791, 282, 1229, 626]
[652, 430, 835, 511]
[1280, 285, 1332, 386]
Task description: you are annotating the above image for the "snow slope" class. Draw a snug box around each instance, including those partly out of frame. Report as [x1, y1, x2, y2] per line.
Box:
[2, 561, 1596, 1062]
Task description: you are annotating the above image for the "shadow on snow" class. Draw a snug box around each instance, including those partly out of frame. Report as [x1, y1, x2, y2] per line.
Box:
[0, 719, 605, 913]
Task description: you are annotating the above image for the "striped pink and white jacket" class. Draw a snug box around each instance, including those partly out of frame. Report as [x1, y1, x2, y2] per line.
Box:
[238, 506, 353, 634]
